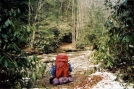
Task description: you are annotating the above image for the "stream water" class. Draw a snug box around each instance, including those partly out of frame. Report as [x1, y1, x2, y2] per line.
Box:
[39, 50, 94, 74]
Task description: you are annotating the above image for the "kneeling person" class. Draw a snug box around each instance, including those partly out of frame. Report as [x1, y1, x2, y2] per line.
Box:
[50, 53, 73, 85]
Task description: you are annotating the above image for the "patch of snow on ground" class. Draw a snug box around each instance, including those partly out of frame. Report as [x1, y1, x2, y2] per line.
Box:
[91, 72, 133, 89]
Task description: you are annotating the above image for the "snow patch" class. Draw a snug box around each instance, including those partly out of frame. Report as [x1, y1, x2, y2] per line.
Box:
[91, 72, 133, 89]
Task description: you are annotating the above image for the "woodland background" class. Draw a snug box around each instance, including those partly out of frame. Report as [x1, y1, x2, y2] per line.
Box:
[0, 0, 134, 88]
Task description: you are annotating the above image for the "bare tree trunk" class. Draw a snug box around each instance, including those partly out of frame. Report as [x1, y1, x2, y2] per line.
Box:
[30, 0, 45, 49]
[76, 0, 79, 42]
[60, 0, 63, 14]
[76, 0, 92, 44]
[72, 0, 76, 48]
[28, 0, 31, 25]
[66, 0, 71, 15]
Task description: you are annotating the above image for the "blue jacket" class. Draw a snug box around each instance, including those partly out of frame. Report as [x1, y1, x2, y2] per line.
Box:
[50, 63, 72, 77]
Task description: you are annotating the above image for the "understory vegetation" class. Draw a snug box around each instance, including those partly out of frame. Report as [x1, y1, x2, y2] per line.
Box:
[94, 0, 134, 82]
[0, 0, 134, 88]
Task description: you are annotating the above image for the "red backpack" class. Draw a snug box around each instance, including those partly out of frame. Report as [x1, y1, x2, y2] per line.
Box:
[55, 53, 69, 78]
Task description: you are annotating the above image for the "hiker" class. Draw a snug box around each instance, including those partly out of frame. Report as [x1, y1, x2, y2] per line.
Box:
[50, 53, 73, 85]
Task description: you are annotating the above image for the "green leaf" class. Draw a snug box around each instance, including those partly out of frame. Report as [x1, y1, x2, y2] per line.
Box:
[12, 43, 19, 51]
[11, 8, 14, 13]
[14, 61, 18, 67]
[123, 35, 132, 42]
[14, 11, 16, 17]
[17, 9, 20, 13]
[33, 55, 37, 61]
[5, 19, 9, 27]
[0, 57, 4, 63]
[126, 43, 129, 50]
[31, 26, 36, 31]
[125, 36, 130, 42]
[107, 60, 112, 67]
[105, 20, 113, 27]
[4, 60, 8, 67]
[27, 26, 31, 32]
[32, 72, 36, 81]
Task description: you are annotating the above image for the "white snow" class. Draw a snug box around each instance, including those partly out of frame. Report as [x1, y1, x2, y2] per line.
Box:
[91, 72, 133, 89]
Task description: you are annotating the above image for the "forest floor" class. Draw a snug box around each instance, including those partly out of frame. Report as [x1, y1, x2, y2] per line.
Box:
[30, 43, 133, 89]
